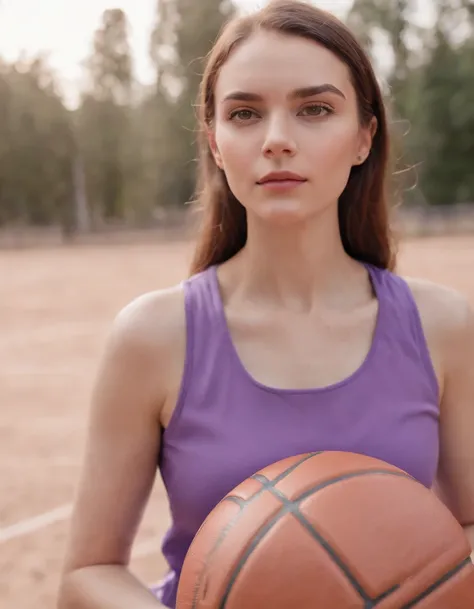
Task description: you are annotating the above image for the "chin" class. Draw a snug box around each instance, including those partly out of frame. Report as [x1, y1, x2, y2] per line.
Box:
[254, 199, 314, 225]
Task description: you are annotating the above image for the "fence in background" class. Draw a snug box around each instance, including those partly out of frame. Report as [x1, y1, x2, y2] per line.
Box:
[1, 203, 474, 250]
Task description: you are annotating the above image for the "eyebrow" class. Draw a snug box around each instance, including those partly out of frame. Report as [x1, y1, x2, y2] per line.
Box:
[222, 84, 347, 103]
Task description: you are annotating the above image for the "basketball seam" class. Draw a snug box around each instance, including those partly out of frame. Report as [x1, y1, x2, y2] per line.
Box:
[188, 452, 321, 609]
[263, 481, 377, 603]
[400, 557, 473, 608]
[188, 457, 461, 609]
[218, 468, 415, 608]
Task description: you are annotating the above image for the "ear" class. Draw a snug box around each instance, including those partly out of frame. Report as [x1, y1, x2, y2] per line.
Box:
[207, 127, 223, 169]
[355, 115, 378, 166]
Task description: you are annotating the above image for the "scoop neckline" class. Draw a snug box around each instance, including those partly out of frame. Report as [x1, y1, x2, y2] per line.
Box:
[209, 262, 384, 395]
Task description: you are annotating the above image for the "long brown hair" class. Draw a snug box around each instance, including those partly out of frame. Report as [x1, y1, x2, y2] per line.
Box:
[189, 0, 398, 275]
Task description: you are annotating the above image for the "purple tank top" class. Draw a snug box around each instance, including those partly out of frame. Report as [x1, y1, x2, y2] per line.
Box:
[152, 263, 439, 608]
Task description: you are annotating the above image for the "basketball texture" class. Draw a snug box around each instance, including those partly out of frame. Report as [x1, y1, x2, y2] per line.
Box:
[176, 451, 474, 609]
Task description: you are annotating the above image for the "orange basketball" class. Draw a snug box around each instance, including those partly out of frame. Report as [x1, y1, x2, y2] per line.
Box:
[176, 451, 474, 609]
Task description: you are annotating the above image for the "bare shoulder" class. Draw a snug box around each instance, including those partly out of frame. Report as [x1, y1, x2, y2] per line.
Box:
[112, 282, 186, 350]
[403, 276, 471, 334]
[403, 275, 473, 391]
[103, 282, 187, 420]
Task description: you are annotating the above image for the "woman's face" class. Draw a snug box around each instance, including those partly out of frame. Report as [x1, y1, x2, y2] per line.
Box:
[211, 30, 375, 225]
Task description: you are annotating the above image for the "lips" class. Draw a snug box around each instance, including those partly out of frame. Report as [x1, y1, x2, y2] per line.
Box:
[257, 171, 307, 185]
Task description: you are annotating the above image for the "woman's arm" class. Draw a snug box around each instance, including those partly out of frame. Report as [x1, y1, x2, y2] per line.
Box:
[59, 567, 165, 609]
[435, 292, 474, 554]
[57, 288, 185, 608]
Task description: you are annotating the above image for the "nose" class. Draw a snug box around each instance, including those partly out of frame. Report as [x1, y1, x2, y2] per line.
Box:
[261, 113, 297, 158]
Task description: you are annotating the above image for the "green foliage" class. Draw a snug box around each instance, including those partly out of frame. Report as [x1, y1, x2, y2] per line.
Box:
[0, 57, 74, 229]
[149, 0, 235, 208]
[0, 0, 473, 233]
[348, 0, 474, 206]
[85, 8, 133, 105]
[77, 9, 134, 223]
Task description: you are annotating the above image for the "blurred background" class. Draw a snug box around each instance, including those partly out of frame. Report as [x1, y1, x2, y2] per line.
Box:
[0, 1, 473, 608]
[0, 0, 472, 241]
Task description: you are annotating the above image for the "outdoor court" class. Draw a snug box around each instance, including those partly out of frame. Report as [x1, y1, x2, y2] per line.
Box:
[1, 234, 474, 609]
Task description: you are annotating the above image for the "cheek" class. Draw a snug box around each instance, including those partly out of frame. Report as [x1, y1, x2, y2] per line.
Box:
[309, 119, 359, 168]
[215, 124, 257, 186]
[305, 121, 360, 200]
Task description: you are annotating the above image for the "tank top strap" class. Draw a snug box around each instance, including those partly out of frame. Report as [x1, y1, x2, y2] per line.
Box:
[182, 265, 223, 332]
[168, 266, 227, 433]
[364, 263, 439, 400]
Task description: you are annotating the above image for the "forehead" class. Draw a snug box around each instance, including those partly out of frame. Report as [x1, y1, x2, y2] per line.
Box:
[215, 30, 354, 101]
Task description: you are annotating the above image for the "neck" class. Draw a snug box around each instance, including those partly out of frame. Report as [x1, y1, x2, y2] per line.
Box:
[233, 208, 363, 311]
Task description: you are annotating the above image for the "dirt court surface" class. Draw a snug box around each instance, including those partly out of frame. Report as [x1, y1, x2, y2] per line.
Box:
[1, 234, 474, 609]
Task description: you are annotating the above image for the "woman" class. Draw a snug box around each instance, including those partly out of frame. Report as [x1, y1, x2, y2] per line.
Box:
[58, 1, 474, 608]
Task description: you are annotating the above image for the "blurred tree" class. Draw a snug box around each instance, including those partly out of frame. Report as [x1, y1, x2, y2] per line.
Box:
[77, 8, 133, 223]
[149, 0, 235, 209]
[1, 0, 473, 234]
[86, 8, 133, 106]
[0, 57, 75, 231]
[347, 0, 474, 206]
[347, 0, 428, 126]
[416, 21, 474, 204]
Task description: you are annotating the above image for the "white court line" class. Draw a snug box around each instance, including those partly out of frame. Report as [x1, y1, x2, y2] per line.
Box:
[0, 503, 73, 544]
[0, 503, 160, 560]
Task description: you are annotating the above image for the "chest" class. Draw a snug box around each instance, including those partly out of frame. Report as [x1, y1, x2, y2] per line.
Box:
[225, 300, 379, 390]
[161, 380, 440, 539]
